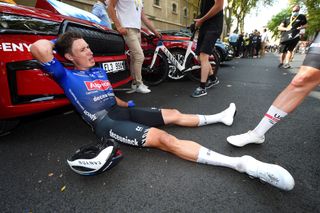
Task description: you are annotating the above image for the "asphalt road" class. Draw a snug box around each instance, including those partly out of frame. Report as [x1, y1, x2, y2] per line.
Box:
[1, 53, 319, 212]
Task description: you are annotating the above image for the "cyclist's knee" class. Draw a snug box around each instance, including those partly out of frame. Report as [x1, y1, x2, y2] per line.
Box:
[158, 131, 178, 151]
[162, 109, 181, 123]
[291, 67, 317, 87]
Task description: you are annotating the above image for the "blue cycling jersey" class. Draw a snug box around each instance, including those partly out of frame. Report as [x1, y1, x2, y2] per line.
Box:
[41, 58, 116, 125]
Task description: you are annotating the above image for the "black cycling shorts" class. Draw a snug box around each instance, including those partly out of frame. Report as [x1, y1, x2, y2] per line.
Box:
[302, 33, 320, 69]
[94, 106, 164, 147]
[195, 26, 221, 55]
[279, 38, 300, 53]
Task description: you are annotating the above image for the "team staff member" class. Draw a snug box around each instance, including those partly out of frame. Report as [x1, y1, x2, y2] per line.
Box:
[92, 0, 112, 29]
[30, 32, 295, 191]
[227, 31, 320, 147]
[278, 5, 307, 69]
[108, 0, 161, 94]
[192, 0, 224, 98]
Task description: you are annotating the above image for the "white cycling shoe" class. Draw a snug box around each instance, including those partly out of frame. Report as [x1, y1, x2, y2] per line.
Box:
[238, 155, 295, 191]
[227, 130, 265, 147]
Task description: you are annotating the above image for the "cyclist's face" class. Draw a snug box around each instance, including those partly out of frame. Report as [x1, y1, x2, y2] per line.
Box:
[66, 38, 95, 70]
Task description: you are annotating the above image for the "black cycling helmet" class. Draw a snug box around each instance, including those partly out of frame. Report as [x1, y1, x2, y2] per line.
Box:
[67, 138, 123, 175]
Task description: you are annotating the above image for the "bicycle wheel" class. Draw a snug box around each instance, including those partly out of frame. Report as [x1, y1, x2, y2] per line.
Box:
[186, 49, 220, 82]
[167, 49, 187, 80]
[142, 50, 169, 86]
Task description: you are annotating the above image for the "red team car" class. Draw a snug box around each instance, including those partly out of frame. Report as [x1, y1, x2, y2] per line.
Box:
[0, 1, 131, 134]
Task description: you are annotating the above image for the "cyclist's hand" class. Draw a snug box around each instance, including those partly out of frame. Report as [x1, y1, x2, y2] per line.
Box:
[127, 100, 135, 108]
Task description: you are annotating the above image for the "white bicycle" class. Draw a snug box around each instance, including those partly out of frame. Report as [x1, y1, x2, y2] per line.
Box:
[141, 30, 220, 85]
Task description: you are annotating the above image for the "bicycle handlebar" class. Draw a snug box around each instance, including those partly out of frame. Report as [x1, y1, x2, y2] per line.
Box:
[145, 28, 198, 44]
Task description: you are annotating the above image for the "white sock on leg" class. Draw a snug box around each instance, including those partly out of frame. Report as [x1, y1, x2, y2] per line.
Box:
[196, 146, 240, 170]
[197, 103, 236, 126]
[253, 105, 287, 137]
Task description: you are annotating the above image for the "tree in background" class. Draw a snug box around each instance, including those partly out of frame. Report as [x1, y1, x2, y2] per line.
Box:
[267, 0, 319, 41]
[224, 0, 273, 34]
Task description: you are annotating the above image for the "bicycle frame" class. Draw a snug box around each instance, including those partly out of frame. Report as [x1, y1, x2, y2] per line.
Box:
[149, 36, 200, 73]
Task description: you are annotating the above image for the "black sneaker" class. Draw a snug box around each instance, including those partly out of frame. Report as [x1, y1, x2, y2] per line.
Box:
[278, 63, 283, 68]
[206, 77, 220, 89]
[191, 87, 207, 98]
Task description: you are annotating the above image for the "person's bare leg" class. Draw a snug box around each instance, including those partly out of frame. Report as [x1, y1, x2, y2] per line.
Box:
[144, 128, 294, 190]
[199, 53, 211, 83]
[284, 51, 293, 65]
[273, 66, 320, 112]
[227, 66, 320, 147]
[160, 103, 236, 127]
[191, 53, 214, 97]
[279, 52, 286, 65]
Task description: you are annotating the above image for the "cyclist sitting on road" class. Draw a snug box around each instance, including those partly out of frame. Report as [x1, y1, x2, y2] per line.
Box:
[31, 31, 295, 191]
[227, 31, 320, 147]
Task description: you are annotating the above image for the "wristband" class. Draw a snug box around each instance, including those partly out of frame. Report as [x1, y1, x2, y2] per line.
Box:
[128, 100, 135, 108]
[50, 39, 57, 45]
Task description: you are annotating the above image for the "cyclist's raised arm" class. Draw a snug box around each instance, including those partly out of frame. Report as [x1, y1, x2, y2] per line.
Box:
[30, 39, 54, 63]
[31, 39, 66, 80]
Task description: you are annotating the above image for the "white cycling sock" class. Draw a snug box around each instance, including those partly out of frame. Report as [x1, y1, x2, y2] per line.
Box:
[197, 103, 236, 126]
[197, 114, 222, 126]
[253, 105, 288, 137]
[197, 146, 240, 170]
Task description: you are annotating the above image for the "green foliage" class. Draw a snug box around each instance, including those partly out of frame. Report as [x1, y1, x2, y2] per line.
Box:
[224, 0, 275, 33]
[267, 0, 319, 40]
[266, 8, 290, 39]
[305, 0, 320, 37]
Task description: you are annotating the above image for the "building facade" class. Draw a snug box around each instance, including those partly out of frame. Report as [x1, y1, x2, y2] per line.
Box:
[144, 0, 199, 30]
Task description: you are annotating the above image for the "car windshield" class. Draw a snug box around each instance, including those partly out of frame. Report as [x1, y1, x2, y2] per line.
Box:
[0, 13, 60, 35]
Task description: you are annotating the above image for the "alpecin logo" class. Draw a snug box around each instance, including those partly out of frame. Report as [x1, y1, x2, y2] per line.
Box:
[84, 80, 111, 91]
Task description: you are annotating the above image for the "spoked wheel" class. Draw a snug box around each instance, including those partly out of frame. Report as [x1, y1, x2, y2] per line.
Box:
[142, 50, 169, 86]
[167, 49, 187, 80]
[186, 49, 220, 82]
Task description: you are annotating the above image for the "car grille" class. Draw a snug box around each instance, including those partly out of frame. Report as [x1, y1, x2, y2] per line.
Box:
[63, 22, 125, 56]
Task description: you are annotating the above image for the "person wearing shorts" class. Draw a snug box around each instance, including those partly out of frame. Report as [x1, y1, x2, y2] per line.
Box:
[227, 31, 320, 147]
[30, 31, 295, 191]
[278, 5, 307, 69]
[191, 0, 224, 98]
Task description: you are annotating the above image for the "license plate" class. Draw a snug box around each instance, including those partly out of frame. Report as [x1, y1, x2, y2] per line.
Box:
[102, 61, 125, 73]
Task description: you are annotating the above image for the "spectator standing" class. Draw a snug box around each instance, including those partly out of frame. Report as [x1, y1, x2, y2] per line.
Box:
[251, 30, 260, 58]
[92, 0, 112, 29]
[243, 33, 250, 58]
[278, 5, 307, 69]
[108, 0, 161, 93]
[237, 32, 244, 58]
[260, 29, 269, 57]
[229, 30, 239, 57]
[191, 0, 224, 98]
